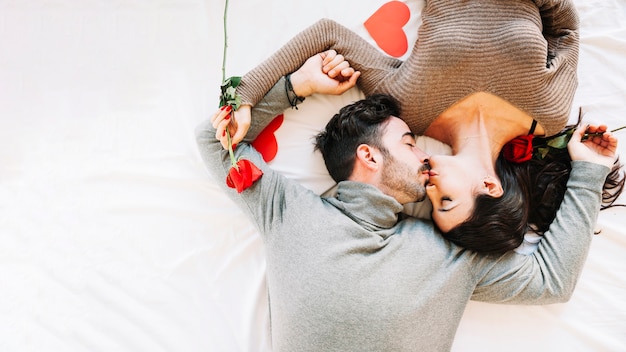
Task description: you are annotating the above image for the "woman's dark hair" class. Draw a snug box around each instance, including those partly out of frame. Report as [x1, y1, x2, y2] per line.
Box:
[441, 121, 625, 255]
[314, 94, 401, 182]
[525, 145, 624, 234]
[439, 157, 531, 254]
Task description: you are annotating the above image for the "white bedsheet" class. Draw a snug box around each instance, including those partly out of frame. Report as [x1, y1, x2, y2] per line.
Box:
[1, 0, 625, 351]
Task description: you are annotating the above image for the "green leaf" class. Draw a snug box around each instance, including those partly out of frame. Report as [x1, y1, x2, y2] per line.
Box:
[229, 76, 241, 88]
[219, 76, 243, 110]
[546, 133, 570, 149]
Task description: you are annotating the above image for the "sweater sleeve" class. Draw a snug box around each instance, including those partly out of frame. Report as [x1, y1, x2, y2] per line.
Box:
[196, 77, 303, 235]
[237, 18, 401, 108]
[470, 161, 609, 303]
[535, 0, 579, 69]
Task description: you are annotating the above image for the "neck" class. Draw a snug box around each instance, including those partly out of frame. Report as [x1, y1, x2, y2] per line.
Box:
[452, 117, 507, 161]
[452, 122, 499, 174]
[427, 93, 531, 161]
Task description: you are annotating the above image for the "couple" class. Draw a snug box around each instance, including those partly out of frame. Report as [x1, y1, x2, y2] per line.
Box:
[228, 0, 624, 253]
[199, 1, 622, 351]
[200, 55, 619, 351]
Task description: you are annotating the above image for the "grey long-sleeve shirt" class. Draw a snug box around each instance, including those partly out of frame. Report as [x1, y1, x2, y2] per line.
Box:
[196, 78, 607, 352]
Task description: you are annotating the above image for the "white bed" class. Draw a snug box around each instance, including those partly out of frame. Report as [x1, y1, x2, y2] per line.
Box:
[2, 0, 625, 351]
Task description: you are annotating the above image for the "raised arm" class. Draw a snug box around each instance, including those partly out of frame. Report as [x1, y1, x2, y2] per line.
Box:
[237, 18, 399, 110]
[213, 52, 360, 149]
[534, 0, 579, 68]
[471, 124, 618, 303]
[197, 53, 359, 232]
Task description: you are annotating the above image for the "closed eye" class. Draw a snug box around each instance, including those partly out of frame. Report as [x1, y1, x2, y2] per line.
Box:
[402, 132, 417, 148]
[439, 197, 452, 212]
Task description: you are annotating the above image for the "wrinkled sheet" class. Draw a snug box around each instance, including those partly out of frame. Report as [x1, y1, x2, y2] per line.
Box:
[1, 0, 625, 351]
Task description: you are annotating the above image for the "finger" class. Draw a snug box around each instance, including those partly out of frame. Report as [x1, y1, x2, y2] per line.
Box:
[329, 61, 350, 77]
[336, 70, 360, 93]
[213, 113, 232, 144]
[215, 118, 232, 149]
[602, 131, 618, 149]
[585, 125, 598, 134]
[320, 49, 337, 66]
[340, 67, 355, 77]
[570, 124, 587, 144]
[324, 55, 345, 76]
[212, 105, 232, 129]
[210, 109, 222, 127]
[348, 70, 360, 84]
[230, 123, 248, 147]
[596, 125, 608, 136]
[227, 111, 245, 147]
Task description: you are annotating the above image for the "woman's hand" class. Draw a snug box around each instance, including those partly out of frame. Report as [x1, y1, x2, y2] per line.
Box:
[211, 104, 251, 150]
[568, 124, 618, 168]
[213, 49, 359, 150]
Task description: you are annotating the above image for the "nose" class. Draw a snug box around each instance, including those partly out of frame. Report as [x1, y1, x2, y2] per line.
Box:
[427, 154, 441, 166]
[415, 148, 430, 164]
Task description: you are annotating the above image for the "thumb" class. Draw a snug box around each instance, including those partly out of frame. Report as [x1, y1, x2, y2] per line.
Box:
[337, 71, 360, 93]
[230, 126, 247, 147]
[569, 124, 587, 144]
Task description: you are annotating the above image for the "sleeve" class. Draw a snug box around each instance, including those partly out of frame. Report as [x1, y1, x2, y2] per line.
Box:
[470, 161, 609, 304]
[243, 77, 294, 141]
[237, 18, 401, 108]
[534, 0, 579, 68]
[195, 77, 303, 235]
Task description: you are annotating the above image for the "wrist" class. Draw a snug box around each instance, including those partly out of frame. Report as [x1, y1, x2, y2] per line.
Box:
[288, 71, 313, 98]
[285, 73, 307, 109]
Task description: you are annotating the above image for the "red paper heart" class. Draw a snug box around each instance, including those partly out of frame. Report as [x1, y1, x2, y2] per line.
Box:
[252, 114, 283, 162]
[364, 1, 410, 58]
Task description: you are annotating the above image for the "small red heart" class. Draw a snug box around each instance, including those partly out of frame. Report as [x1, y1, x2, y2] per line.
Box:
[252, 114, 284, 162]
[364, 1, 410, 58]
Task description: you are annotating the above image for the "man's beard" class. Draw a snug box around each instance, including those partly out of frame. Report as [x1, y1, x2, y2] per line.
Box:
[381, 154, 428, 203]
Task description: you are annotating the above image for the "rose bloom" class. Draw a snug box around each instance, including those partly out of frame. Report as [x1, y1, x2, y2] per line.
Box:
[226, 159, 263, 193]
[502, 135, 534, 163]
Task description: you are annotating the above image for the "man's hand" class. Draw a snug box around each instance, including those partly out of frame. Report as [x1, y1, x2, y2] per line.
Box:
[289, 49, 361, 97]
[568, 124, 619, 169]
[321, 49, 358, 81]
[212, 104, 251, 150]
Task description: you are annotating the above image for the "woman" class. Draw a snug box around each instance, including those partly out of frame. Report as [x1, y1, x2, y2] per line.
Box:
[236, 0, 579, 136]
[423, 97, 624, 252]
[224, 0, 624, 253]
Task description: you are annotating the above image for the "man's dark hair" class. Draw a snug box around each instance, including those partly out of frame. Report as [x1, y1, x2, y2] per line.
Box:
[314, 94, 401, 182]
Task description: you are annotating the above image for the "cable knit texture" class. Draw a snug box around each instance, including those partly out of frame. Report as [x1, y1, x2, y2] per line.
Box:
[237, 0, 579, 136]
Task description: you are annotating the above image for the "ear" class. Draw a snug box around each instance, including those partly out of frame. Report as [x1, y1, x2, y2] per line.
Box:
[356, 144, 380, 171]
[482, 175, 504, 198]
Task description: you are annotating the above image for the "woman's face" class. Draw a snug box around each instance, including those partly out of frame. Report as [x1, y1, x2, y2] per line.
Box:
[425, 154, 482, 233]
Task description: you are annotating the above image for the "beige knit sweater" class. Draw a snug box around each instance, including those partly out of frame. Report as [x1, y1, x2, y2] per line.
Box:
[237, 0, 579, 136]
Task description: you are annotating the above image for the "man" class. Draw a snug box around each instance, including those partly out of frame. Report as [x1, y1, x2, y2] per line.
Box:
[197, 53, 617, 351]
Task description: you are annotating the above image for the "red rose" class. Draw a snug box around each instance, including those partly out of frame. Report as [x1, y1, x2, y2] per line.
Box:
[226, 159, 263, 193]
[502, 135, 534, 163]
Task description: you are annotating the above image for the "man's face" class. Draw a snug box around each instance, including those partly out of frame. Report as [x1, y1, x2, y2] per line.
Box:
[378, 117, 430, 204]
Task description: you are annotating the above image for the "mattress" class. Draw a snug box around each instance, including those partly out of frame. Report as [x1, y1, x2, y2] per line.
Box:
[1, 0, 625, 351]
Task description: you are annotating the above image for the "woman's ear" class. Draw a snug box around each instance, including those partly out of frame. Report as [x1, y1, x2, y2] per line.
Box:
[356, 144, 380, 171]
[482, 175, 504, 198]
